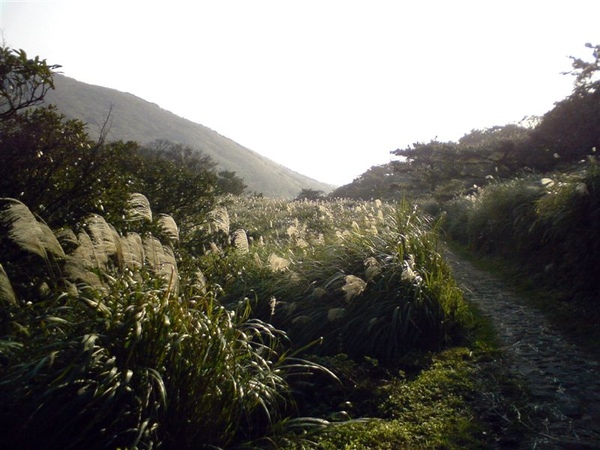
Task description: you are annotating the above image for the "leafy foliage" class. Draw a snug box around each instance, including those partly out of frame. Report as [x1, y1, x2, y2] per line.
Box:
[313, 348, 489, 450]
[528, 89, 600, 166]
[567, 42, 600, 95]
[217, 169, 247, 195]
[331, 44, 600, 204]
[330, 163, 408, 201]
[296, 188, 326, 201]
[134, 140, 221, 231]
[0, 106, 140, 226]
[0, 46, 60, 120]
[391, 125, 534, 199]
[0, 105, 243, 231]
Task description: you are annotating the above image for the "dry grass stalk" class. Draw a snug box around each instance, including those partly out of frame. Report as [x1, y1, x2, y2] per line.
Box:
[121, 232, 145, 270]
[0, 198, 65, 260]
[127, 193, 153, 223]
[209, 207, 230, 235]
[232, 229, 249, 254]
[158, 214, 179, 245]
[341, 275, 367, 302]
[268, 253, 290, 272]
[143, 235, 178, 290]
[0, 263, 17, 305]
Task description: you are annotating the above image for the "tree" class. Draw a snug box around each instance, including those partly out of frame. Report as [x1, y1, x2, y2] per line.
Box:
[135, 140, 220, 230]
[216, 170, 247, 195]
[0, 106, 138, 226]
[567, 42, 600, 95]
[295, 188, 325, 201]
[0, 46, 60, 120]
[330, 163, 407, 200]
[528, 43, 600, 166]
[391, 124, 536, 200]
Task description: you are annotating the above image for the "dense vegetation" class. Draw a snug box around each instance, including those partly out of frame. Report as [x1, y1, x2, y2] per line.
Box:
[2, 42, 599, 448]
[334, 43, 600, 310]
[0, 45, 505, 449]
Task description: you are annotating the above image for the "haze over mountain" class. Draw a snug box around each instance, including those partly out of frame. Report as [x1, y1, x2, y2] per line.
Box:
[44, 75, 335, 198]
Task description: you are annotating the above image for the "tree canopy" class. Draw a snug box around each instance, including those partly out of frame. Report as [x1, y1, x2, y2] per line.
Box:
[0, 46, 60, 120]
[295, 188, 325, 201]
[0, 106, 138, 225]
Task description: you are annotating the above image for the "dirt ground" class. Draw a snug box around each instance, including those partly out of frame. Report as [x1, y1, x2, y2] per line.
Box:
[444, 247, 600, 449]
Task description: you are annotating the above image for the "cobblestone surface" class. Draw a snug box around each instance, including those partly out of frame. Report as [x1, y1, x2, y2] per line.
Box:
[444, 248, 600, 449]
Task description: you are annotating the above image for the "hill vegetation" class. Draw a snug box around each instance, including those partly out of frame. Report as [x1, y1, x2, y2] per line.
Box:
[44, 74, 335, 198]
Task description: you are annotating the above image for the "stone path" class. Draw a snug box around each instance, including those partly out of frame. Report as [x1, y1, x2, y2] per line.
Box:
[444, 248, 600, 449]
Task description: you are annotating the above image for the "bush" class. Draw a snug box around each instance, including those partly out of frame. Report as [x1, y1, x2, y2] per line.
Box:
[532, 162, 600, 298]
[443, 159, 600, 302]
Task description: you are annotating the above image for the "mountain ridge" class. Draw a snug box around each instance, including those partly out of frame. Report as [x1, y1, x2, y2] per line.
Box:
[44, 75, 335, 198]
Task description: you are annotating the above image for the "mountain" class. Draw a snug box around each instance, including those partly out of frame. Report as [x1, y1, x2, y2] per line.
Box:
[44, 75, 335, 198]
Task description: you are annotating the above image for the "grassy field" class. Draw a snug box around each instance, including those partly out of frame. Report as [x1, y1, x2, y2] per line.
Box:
[0, 195, 527, 449]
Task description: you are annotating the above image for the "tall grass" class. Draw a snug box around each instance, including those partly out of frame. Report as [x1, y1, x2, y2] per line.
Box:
[0, 197, 329, 449]
[201, 197, 471, 365]
[443, 158, 600, 301]
[0, 193, 478, 448]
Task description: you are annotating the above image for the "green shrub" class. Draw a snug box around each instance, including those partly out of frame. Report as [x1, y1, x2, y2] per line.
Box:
[532, 162, 600, 298]
[444, 159, 600, 302]
[464, 177, 543, 256]
[312, 348, 488, 450]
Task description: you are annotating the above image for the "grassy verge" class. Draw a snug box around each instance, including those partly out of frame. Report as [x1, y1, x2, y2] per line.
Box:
[440, 163, 600, 358]
[283, 306, 530, 449]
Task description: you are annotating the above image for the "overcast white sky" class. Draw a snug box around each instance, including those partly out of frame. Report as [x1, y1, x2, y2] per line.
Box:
[2, 1, 600, 186]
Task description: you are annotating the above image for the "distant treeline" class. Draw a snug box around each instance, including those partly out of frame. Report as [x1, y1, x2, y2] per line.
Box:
[330, 43, 600, 202]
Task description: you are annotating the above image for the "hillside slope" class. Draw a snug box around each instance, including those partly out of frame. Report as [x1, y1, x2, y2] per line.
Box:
[44, 75, 334, 198]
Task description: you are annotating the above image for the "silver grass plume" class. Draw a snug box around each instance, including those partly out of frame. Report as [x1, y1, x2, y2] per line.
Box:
[193, 270, 207, 294]
[55, 228, 80, 253]
[341, 275, 367, 302]
[232, 229, 249, 254]
[85, 214, 119, 265]
[143, 235, 164, 271]
[0, 263, 17, 305]
[71, 230, 100, 268]
[157, 214, 179, 245]
[66, 215, 120, 274]
[208, 207, 230, 235]
[143, 235, 179, 290]
[120, 232, 145, 270]
[268, 253, 290, 272]
[126, 193, 153, 223]
[0, 198, 65, 260]
[64, 230, 104, 289]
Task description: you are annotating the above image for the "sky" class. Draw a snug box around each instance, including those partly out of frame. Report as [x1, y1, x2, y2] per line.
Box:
[2, 0, 600, 186]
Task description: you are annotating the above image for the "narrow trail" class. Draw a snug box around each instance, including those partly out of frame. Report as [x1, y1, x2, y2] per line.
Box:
[443, 248, 600, 449]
